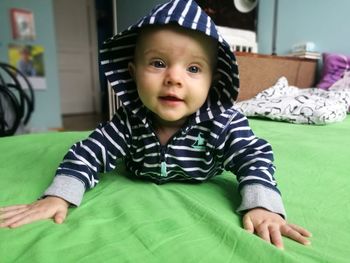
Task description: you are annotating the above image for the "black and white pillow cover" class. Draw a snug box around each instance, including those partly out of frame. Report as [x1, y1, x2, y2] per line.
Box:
[328, 71, 350, 112]
[235, 76, 350, 125]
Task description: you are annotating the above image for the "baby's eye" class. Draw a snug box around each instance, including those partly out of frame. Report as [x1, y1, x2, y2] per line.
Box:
[187, 65, 200, 73]
[150, 60, 165, 68]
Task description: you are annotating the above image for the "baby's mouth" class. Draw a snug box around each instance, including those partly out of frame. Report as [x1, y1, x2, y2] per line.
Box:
[159, 96, 183, 102]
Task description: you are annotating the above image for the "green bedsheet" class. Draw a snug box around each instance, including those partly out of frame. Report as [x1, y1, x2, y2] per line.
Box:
[0, 117, 349, 263]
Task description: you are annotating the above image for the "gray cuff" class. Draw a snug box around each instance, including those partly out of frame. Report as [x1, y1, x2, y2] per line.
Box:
[43, 175, 86, 206]
[237, 184, 287, 218]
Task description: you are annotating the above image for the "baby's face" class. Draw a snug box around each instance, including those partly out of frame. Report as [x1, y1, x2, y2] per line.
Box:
[129, 25, 217, 127]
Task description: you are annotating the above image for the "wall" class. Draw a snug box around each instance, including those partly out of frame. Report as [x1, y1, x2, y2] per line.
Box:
[258, 0, 350, 55]
[116, 0, 165, 32]
[0, 0, 62, 131]
[1, 0, 348, 132]
[117, 0, 350, 56]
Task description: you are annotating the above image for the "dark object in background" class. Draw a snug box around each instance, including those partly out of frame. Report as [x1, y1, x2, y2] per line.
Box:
[197, 0, 257, 32]
[0, 62, 35, 136]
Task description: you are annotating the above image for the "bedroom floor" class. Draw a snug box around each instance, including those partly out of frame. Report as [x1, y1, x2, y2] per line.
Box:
[62, 113, 104, 131]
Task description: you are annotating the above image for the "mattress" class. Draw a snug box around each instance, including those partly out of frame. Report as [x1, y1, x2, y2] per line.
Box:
[0, 117, 349, 262]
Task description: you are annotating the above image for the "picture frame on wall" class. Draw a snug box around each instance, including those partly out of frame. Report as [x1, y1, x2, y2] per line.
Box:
[8, 44, 47, 90]
[10, 8, 36, 40]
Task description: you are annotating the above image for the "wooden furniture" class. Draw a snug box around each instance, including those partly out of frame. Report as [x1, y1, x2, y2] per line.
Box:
[235, 52, 318, 101]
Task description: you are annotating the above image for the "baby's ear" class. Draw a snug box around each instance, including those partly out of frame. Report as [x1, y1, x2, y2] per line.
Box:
[128, 62, 135, 79]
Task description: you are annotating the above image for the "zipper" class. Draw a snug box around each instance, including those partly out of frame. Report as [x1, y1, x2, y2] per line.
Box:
[161, 161, 167, 177]
[160, 145, 167, 177]
[147, 117, 193, 178]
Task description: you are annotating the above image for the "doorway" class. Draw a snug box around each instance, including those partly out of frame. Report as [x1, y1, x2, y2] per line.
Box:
[53, 0, 100, 116]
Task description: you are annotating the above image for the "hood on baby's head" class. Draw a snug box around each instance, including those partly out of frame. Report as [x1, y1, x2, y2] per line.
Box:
[100, 0, 239, 123]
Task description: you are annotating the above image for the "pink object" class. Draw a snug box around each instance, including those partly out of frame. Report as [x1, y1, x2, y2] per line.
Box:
[317, 53, 350, 90]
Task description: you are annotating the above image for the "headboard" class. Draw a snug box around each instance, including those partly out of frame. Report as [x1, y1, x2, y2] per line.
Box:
[235, 52, 318, 101]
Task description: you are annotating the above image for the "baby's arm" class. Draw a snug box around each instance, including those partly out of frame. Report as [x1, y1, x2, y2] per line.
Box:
[1, 110, 131, 229]
[0, 196, 69, 228]
[243, 208, 311, 249]
[220, 112, 311, 248]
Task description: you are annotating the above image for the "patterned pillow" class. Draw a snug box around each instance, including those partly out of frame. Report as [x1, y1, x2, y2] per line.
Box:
[317, 53, 350, 90]
[235, 77, 347, 125]
[328, 71, 350, 113]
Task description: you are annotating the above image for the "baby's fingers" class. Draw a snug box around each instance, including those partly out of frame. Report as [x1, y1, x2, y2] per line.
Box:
[7, 211, 44, 228]
[54, 210, 67, 224]
[269, 225, 284, 249]
[0, 208, 37, 228]
[289, 223, 312, 237]
[281, 225, 311, 246]
[0, 205, 29, 221]
[242, 215, 254, 234]
[0, 205, 28, 212]
[0, 206, 31, 228]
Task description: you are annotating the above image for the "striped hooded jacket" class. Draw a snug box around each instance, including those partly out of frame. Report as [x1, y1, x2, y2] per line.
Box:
[45, 0, 286, 217]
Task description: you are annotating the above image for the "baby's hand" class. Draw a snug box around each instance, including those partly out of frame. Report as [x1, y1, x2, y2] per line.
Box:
[243, 208, 312, 249]
[0, 196, 69, 228]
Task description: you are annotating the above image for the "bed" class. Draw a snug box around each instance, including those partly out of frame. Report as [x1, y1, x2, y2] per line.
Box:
[1, 112, 350, 262]
[2, 49, 350, 262]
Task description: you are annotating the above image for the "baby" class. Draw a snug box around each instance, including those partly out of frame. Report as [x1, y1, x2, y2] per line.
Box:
[0, 0, 311, 249]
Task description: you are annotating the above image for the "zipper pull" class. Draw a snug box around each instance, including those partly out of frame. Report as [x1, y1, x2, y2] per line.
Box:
[161, 161, 167, 177]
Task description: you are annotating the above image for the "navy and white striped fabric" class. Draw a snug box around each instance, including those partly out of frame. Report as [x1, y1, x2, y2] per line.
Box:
[46, 0, 285, 216]
[56, 107, 276, 187]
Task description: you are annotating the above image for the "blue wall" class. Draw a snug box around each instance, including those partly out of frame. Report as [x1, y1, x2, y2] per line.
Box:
[117, 0, 350, 56]
[258, 0, 350, 55]
[0, 0, 62, 131]
[116, 0, 164, 32]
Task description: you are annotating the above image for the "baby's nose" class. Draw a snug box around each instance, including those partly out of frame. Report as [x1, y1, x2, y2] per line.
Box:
[164, 67, 183, 86]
